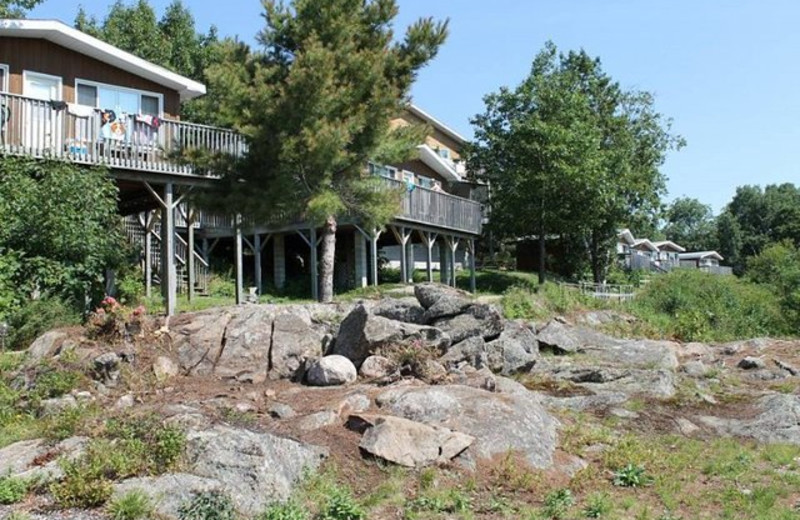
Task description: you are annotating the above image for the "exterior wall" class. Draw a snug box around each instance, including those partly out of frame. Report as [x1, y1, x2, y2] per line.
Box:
[381, 243, 468, 271]
[0, 37, 181, 117]
[392, 158, 449, 187]
[392, 109, 464, 160]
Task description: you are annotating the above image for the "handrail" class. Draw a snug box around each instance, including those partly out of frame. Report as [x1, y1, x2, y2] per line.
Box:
[0, 92, 246, 177]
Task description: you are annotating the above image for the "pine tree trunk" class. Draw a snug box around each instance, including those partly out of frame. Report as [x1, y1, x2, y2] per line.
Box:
[590, 230, 604, 284]
[319, 214, 337, 302]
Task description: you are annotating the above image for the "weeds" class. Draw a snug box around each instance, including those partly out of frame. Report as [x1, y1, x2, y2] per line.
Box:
[108, 489, 155, 520]
[612, 464, 654, 488]
[0, 475, 28, 504]
[178, 490, 237, 520]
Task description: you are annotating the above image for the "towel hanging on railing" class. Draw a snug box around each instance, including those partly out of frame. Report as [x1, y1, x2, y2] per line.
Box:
[67, 103, 95, 118]
[48, 100, 67, 111]
[0, 104, 9, 128]
[134, 114, 161, 129]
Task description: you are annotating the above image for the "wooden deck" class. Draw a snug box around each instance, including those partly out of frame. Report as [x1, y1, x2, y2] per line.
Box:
[0, 92, 245, 176]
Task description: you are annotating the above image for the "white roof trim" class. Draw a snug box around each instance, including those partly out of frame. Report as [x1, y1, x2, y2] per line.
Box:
[617, 229, 636, 246]
[417, 144, 462, 183]
[679, 251, 724, 261]
[633, 239, 660, 252]
[0, 19, 206, 101]
[653, 240, 686, 252]
[408, 104, 467, 145]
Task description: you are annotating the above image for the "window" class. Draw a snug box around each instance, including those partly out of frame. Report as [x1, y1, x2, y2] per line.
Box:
[437, 147, 451, 160]
[75, 79, 163, 116]
[368, 161, 398, 179]
[0, 64, 8, 92]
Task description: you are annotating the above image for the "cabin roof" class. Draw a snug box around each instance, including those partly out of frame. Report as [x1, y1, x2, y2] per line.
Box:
[408, 104, 467, 145]
[679, 251, 724, 261]
[653, 240, 687, 252]
[0, 19, 206, 101]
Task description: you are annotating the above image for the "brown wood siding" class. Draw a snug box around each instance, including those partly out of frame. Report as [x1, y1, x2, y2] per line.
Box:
[0, 37, 181, 117]
[394, 110, 463, 160]
[393, 158, 449, 187]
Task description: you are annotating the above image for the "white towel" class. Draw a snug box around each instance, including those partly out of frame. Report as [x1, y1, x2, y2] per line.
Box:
[67, 103, 95, 118]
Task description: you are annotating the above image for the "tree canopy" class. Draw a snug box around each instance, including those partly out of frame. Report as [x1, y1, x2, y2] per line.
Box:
[468, 42, 682, 283]
[74, 0, 219, 122]
[662, 197, 718, 252]
[0, 0, 42, 17]
[198, 0, 448, 301]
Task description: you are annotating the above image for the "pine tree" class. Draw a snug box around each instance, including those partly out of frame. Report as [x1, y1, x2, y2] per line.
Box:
[202, 0, 448, 301]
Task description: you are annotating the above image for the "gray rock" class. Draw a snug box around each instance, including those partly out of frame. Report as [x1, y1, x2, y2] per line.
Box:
[296, 410, 340, 431]
[485, 321, 539, 375]
[574, 310, 633, 327]
[114, 394, 135, 410]
[40, 395, 78, 415]
[359, 355, 399, 380]
[153, 356, 179, 381]
[0, 437, 87, 483]
[334, 305, 450, 367]
[113, 473, 223, 520]
[213, 306, 273, 383]
[354, 414, 474, 467]
[431, 304, 504, 344]
[173, 308, 235, 377]
[377, 384, 557, 468]
[269, 311, 323, 381]
[540, 392, 629, 412]
[422, 294, 474, 323]
[268, 403, 296, 419]
[185, 425, 328, 516]
[698, 394, 800, 444]
[544, 366, 675, 398]
[371, 298, 426, 324]
[738, 356, 766, 370]
[306, 355, 357, 386]
[439, 336, 487, 370]
[339, 393, 371, 414]
[536, 320, 581, 354]
[675, 417, 701, 436]
[414, 283, 471, 310]
[682, 360, 709, 378]
[27, 330, 68, 363]
[93, 352, 121, 383]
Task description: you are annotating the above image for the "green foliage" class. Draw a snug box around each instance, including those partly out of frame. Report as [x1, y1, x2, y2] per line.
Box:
[30, 365, 82, 400]
[318, 486, 365, 520]
[196, 0, 447, 301]
[747, 241, 800, 329]
[468, 41, 682, 283]
[108, 489, 155, 520]
[207, 274, 236, 298]
[258, 500, 309, 520]
[542, 488, 574, 519]
[582, 492, 612, 518]
[105, 415, 186, 473]
[501, 286, 542, 320]
[632, 269, 786, 341]
[6, 296, 80, 351]
[0, 475, 28, 504]
[662, 197, 718, 252]
[51, 454, 114, 508]
[0, 0, 43, 17]
[613, 464, 654, 487]
[116, 267, 145, 306]
[179, 490, 238, 520]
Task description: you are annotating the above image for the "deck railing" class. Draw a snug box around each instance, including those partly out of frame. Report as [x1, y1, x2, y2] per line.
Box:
[0, 92, 245, 175]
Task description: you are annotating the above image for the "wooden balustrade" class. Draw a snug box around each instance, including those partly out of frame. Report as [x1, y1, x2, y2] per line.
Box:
[0, 92, 245, 175]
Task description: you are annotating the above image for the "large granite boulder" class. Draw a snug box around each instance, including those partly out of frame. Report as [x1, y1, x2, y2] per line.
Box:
[414, 283, 472, 310]
[269, 311, 323, 381]
[351, 414, 474, 467]
[370, 298, 426, 324]
[431, 304, 504, 344]
[113, 474, 222, 520]
[485, 321, 539, 375]
[184, 425, 328, 516]
[306, 355, 357, 386]
[333, 305, 450, 367]
[376, 384, 558, 468]
[0, 437, 87, 483]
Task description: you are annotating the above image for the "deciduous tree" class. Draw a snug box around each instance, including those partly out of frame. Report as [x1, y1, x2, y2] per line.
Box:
[0, 0, 42, 17]
[662, 197, 718, 252]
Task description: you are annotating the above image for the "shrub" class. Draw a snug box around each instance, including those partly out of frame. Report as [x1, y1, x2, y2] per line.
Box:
[612, 464, 654, 488]
[632, 269, 786, 341]
[582, 492, 612, 518]
[501, 286, 538, 320]
[543, 488, 574, 519]
[6, 296, 80, 350]
[747, 241, 800, 329]
[116, 267, 145, 306]
[50, 455, 114, 508]
[108, 489, 155, 520]
[318, 486, 365, 520]
[207, 274, 236, 298]
[0, 475, 28, 504]
[259, 500, 309, 520]
[178, 490, 238, 520]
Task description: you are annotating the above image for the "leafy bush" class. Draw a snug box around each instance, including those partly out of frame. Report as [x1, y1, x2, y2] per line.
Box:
[108, 489, 155, 520]
[6, 296, 80, 350]
[178, 490, 238, 520]
[207, 274, 236, 298]
[543, 488, 574, 519]
[116, 267, 145, 306]
[612, 464, 654, 487]
[259, 500, 309, 520]
[747, 241, 800, 329]
[0, 475, 28, 504]
[318, 486, 365, 520]
[51, 454, 114, 508]
[632, 270, 786, 341]
[501, 286, 540, 320]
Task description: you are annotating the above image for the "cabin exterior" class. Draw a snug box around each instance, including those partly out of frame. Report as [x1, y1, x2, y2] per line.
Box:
[0, 19, 483, 314]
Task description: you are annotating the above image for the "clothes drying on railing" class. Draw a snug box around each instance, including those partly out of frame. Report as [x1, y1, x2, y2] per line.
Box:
[134, 114, 161, 129]
[47, 100, 67, 111]
[0, 104, 9, 128]
[66, 103, 94, 118]
[100, 109, 127, 141]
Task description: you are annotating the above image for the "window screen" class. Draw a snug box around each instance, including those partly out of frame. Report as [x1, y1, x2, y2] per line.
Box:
[141, 95, 160, 116]
[0, 66, 7, 92]
[77, 83, 97, 106]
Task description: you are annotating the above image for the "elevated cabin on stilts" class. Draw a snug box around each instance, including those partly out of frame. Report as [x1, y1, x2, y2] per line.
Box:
[0, 19, 483, 315]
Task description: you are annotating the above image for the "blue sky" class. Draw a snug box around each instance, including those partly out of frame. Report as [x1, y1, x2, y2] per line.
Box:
[29, 0, 800, 213]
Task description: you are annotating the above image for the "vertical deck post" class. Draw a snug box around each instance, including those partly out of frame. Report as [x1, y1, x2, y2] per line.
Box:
[187, 209, 196, 302]
[234, 214, 244, 305]
[419, 231, 437, 283]
[389, 225, 411, 285]
[161, 183, 176, 316]
[309, 227, 319, 301]
[469, 239, 477, 294]
[449, 237, 460, 288]
[406, 241, 415, 283]
[253, 234, 262, 295]
[354, 230, 368, 288]
[370, 229, 380, 287]
[439, 243, 450, 287]
[143, 212, 153, 299]
[274, 234, 286, 290]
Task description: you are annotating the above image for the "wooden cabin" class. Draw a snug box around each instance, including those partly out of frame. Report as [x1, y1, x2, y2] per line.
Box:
[0, 19, 483, 313]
